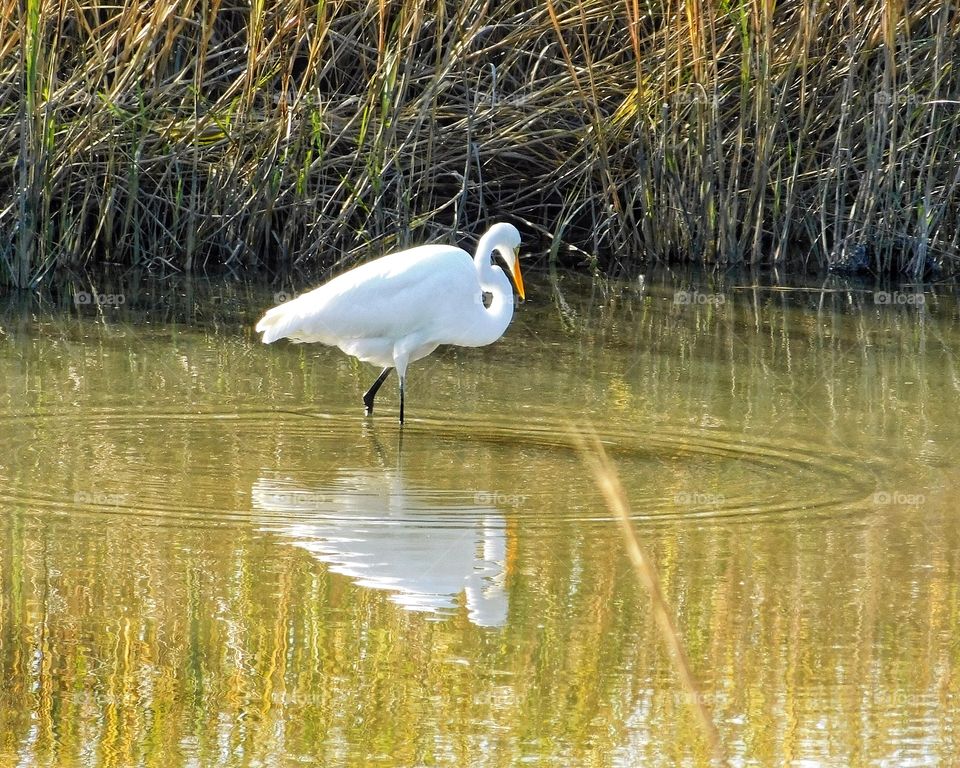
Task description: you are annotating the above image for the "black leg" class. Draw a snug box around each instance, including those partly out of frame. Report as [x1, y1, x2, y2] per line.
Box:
[399, 377, 405, 425]
[363, 367, 393, 415]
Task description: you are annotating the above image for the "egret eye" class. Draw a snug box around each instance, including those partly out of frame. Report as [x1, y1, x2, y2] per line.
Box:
[482, 291, 493, 308]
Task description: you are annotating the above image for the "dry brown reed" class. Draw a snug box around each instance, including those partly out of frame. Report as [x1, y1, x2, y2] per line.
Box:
[577, 428, 726, 763]
[2, 0, 958, 286]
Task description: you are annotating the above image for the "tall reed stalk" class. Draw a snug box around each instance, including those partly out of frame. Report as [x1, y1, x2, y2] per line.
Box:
[2, 0, 958, 286]
[578, 429, 726, 763]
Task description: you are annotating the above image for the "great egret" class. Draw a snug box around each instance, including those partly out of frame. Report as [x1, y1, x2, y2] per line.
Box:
[255, 223, 525, 424]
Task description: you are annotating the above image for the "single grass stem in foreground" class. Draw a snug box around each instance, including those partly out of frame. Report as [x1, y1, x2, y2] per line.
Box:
[577, 427, 726, 764]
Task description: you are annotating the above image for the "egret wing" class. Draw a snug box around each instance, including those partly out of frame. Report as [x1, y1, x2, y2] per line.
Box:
[256, 245, 478, 346]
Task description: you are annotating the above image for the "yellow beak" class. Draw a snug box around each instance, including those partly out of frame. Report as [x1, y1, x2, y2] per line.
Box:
[512, 248, 525, 301]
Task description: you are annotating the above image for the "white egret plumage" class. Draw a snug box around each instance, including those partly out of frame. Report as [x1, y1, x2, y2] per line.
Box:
[255, 223, 525, 424]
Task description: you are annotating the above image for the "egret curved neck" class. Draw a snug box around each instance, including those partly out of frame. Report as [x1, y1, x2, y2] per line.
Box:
[470, 235, 516, 347]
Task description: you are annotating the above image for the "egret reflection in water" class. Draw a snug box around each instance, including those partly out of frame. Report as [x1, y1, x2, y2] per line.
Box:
[251, 469, 509, 627]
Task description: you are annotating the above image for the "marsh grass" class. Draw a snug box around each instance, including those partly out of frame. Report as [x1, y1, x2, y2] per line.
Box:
[578, 428, 726, 763]
[2, 0, 958, 287]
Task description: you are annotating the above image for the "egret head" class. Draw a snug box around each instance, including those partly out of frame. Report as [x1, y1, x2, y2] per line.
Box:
[484, 222, 525, 301]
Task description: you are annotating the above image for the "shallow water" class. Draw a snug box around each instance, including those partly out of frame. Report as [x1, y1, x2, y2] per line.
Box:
[0, 271, 958, 766]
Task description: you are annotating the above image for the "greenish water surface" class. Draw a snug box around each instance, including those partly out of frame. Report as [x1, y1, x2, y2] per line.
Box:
[0, 271, 957, 766]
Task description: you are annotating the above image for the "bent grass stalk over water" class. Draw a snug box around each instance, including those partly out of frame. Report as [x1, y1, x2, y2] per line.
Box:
[577, 428, 726, 763]
[2, 0, 958, 286]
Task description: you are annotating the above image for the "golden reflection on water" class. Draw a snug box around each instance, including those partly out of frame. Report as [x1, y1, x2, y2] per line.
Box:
[0, 273, 958, 766]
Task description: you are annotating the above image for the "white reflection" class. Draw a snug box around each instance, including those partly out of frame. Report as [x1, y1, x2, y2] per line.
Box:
[251, 470, 508, 627]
